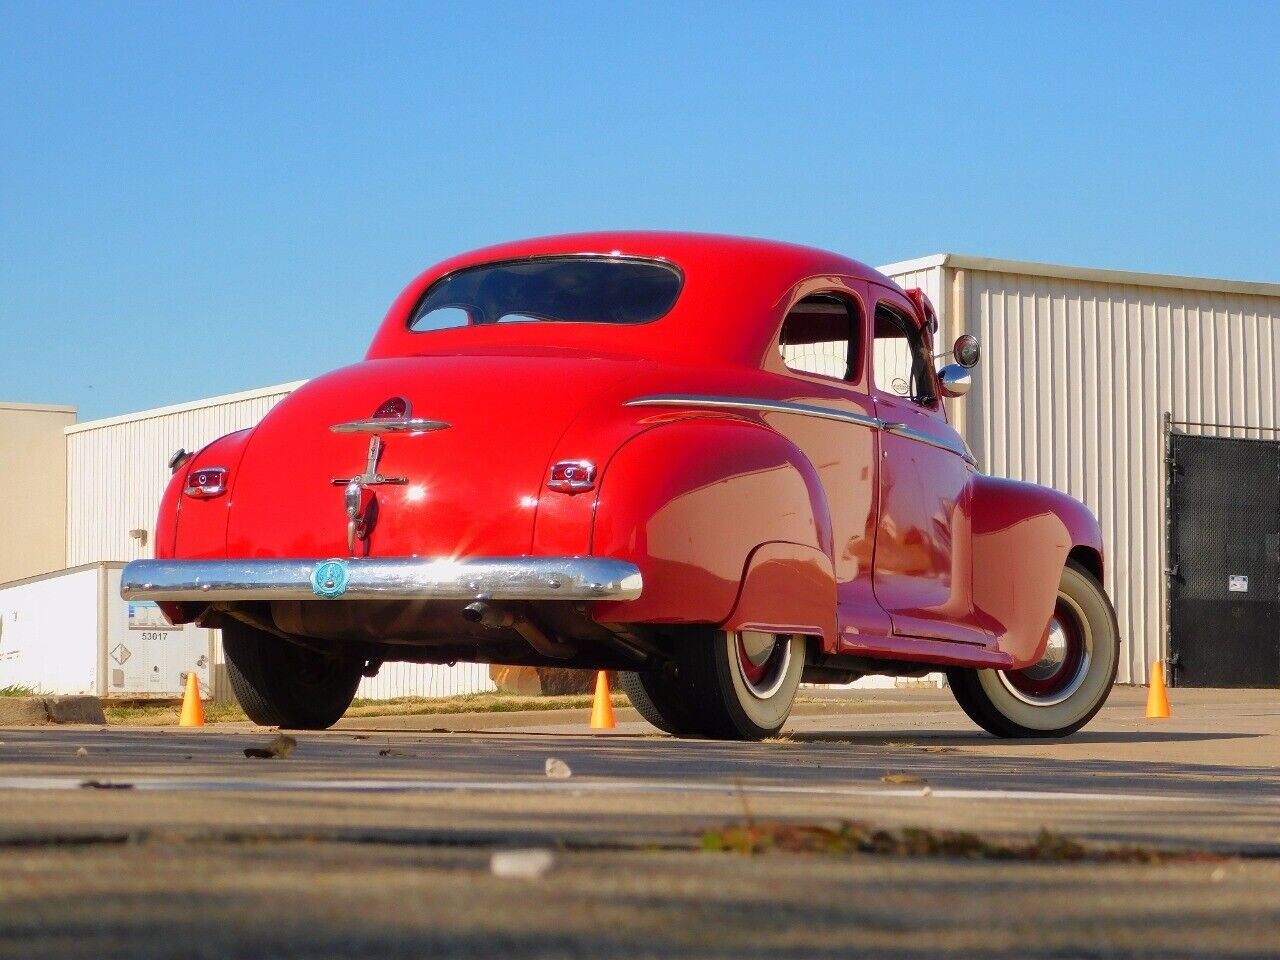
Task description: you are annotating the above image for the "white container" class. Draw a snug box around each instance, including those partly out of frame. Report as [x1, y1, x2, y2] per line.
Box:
[0, 563, 213, 699]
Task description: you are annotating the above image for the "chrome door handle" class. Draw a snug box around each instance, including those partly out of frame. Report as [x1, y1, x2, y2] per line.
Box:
[880, 421, 905, 432]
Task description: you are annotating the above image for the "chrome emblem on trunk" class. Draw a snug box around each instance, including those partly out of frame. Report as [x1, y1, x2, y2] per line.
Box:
[332, 435, 406, 555]
[311, 559, 350, 598]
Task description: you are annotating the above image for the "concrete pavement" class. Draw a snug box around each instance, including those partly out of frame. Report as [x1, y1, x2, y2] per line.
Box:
[1, 687, 1278, 957]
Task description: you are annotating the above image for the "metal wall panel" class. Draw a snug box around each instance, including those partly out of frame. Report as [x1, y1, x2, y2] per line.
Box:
[356, 661, 496, 700]
[964, 271, 1280, 682]
[879, 263, 1280, 686]
[66, 387, 298, 566]
[882, 265, 945, 320]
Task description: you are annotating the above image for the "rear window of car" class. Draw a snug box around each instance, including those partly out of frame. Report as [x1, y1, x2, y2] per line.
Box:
[408, 256, 683, 332]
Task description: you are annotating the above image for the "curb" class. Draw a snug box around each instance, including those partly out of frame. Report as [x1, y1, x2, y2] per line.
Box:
[0, 696, 106, 726]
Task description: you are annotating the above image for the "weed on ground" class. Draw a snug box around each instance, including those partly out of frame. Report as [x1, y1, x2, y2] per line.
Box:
[700, 820, 1230, 864]
[0, 684, 42, 697]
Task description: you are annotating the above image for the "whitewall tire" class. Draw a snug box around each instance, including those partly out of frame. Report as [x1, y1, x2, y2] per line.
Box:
[947, 561, 1119, 738]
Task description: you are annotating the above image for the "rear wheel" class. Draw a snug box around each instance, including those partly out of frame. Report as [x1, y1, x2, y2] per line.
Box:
[620, 629, 804, 741]
[222, 620, 363, 730]
[618, 669, 704, 736]
[947, 561, 1118, 738]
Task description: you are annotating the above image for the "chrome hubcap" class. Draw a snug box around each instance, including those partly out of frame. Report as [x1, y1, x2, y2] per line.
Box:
[733, 631, 792, 700]
[997, 594, 1092, 707]
[1022, 619, 1070, 682]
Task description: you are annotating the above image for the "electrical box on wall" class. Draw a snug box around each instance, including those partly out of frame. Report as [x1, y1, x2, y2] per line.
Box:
[0, 562, 212, 699]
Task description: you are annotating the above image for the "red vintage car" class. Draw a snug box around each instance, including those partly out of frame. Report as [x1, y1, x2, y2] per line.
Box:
[122, 233, 1118, 740]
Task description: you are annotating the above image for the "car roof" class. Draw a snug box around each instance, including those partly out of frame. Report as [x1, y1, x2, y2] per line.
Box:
[365, 231, 907, 367]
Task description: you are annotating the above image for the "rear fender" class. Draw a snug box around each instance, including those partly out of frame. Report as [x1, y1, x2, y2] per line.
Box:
[152, 428, 254, 625]
[171, 429, 254, 560]
[970, 475, 1104, 667]
[590, 418, 832, 627]
[153, 468, 185, 561]
[722, 541, 837, 645]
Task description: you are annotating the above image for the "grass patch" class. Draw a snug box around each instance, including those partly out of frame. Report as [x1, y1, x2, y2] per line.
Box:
[701, 820, 1228, 864]
[105, 692, 631, 726]
[0, 684, 41, 697]
[106, 701, 250, 726]
[345, 692, 629, 717]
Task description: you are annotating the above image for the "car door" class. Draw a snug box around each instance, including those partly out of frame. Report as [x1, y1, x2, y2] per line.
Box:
[763, 282, 891, 640]
[869, 286, 989, 646]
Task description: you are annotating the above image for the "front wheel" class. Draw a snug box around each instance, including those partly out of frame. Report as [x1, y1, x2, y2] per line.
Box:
[947, 560, 1119, 738]
[621, 629, 805, 741]
[222, 620, 364, 729]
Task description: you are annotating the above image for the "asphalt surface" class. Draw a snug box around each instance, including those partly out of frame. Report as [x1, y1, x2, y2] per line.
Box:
[2, 687, 1279, 958]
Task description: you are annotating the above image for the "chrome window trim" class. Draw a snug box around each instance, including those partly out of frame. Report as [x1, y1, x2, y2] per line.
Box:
[624, 394, 975, 464]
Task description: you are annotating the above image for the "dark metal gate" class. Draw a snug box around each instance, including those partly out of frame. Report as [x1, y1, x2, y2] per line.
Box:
[1167, 425, 1280, 687]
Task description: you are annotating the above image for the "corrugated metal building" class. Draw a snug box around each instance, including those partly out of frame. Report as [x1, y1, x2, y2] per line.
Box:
[52, 254, 1280, 689]
[879, 255, 1280, 684]
[66, 383, 303, 567]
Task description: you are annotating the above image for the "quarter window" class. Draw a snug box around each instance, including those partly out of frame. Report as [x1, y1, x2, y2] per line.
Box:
[779, 295, 859, 381]
[874, 305, 936, 405]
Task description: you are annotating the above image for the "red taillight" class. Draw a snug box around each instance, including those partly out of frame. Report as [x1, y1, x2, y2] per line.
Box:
[372, 396, 410, 420]
[184, 466, 228, 499]
[547, 460, 596, 493]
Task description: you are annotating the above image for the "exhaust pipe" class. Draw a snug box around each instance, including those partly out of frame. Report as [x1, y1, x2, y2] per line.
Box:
[463, 601, 575, 660]
[462, 600, 515, 630]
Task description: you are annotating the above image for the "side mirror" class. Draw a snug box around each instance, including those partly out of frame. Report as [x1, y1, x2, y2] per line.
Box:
[938, 364, 972, 398]
[953, 334, 980, 368]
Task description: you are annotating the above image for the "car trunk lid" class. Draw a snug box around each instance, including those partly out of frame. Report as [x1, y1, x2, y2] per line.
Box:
[225, 353, 640, 558]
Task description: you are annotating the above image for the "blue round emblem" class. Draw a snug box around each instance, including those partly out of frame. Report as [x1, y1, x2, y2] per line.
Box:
[311, 559, 350, 599]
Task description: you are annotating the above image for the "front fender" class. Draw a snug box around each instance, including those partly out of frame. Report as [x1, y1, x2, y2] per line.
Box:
[590, 418, 832, 628]
[970, 475, 1104, 667]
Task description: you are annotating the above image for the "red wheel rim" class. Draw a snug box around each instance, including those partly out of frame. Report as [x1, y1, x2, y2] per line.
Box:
[999, 597, 1091, 706]
[734, 632, 791, 699]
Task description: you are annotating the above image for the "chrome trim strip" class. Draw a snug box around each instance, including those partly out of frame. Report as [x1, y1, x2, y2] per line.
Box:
[624, 393, 975, 463]
[330, 418, 451, 435]
[625, 394, 882, 430]
[881, 422, 975, 462]
[121, 557, 643, 603]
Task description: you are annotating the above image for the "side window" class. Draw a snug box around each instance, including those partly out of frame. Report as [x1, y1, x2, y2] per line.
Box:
[779, 295, 859, 381]
[874, 304, 936, 405]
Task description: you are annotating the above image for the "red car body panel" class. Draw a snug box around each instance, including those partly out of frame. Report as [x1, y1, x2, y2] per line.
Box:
[150, 232, 1104, 674]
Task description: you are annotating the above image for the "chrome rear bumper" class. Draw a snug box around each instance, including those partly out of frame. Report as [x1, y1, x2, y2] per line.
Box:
[119, 557, 643, 603]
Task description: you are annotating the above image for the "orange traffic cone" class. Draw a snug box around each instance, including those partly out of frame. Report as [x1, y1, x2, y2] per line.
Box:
[590, 670, 615, 729]
[179, 671, 205, 727]
[1145, 661, 1171, 719]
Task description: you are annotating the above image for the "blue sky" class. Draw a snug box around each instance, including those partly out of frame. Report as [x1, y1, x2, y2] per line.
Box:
[2, 1, 1277, 420]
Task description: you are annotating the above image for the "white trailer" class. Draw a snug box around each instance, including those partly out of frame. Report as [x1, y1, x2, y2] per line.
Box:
[0, 562, 213, 699]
